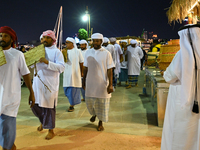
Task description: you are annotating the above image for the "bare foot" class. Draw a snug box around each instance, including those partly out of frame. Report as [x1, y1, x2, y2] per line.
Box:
[45, 129, 55, 140]
[97, 121, 104, 131]
[10, 144, 16, 150]
[90, 115, 96, 122]
[37, 124, 43, 131]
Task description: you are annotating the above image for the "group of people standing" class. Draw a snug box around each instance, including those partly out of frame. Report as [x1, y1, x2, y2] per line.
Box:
[0, 25, 145, 150]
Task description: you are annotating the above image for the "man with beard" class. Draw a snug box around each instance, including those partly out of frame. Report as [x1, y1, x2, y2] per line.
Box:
[82, 33, 115, 131]
[31, 30, 65, 140]
[0, 26, 35, 150]
[79, 39, 88, 101]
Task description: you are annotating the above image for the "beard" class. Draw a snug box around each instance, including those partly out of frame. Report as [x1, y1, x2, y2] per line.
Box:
[93, 44, 101, 50]
[0, 39, 12, 48]
[43, 41, 52, 47]
[81, 47, 86, 50]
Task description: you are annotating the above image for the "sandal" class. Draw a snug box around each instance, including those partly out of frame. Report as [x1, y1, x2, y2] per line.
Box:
[68, 106, 74, 112]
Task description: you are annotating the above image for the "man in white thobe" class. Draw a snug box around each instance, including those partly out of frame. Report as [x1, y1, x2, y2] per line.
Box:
[63, 37, 84, 112]
[126, 40, 143, 89]
[161, 24, 200, 150]
[110, 37, 123, 88]
[83, 33, 115, 131]
[79, 39, 88, 101]
[31, 30, 65, 140]
[102, 37, 116, 65]
[0, 26, 35, 150]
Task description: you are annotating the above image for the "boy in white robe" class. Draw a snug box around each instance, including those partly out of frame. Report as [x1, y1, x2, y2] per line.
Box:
[83, 33, 115, 131]
[0, 26, 35, 150]
[63, 37, 84, 112]
[31, 30, 65, 140]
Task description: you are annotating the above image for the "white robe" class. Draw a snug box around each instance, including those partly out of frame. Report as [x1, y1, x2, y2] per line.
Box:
[161, 51, 200, 150]
[127, 46, 143, 75]
[114, 43, 123, 75]
[83, 47, 115, 99]
[33, 45, 65, 108]
[0, 48, 30, 117]
[103, 44, 116, 65]
[63, 48, 84, 88]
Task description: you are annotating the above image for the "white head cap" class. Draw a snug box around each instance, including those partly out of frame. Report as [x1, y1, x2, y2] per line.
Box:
[109, 37, 117, 42]
[79, 39, 88, 48]
[121, 40, 128, 43]
[130, 39, 137, 44]
[79, 40, 87, 44]
[91, 33, 104, 43]
[103, 37, 110, 43]
[66, 37, 77, 49]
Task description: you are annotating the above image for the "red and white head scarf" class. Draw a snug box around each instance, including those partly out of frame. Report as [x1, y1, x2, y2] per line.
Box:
[0, 26, 18, 48]
[42, 30, 56, 44]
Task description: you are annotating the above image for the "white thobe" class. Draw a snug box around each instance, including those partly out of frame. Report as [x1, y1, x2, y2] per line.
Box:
[63, 48, 84, 87]
[83, 47, 115, 98]
[81, 49, 88, 60]
[127, 46, 143, 75]
[103, 44, 116, 65]
[161, 51, 200, 150]
[114, 43, 123, 75]
[33, 45, 65, 108]
[0, 48, 30, 117]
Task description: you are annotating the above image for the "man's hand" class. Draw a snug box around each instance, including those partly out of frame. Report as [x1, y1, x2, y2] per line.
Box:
[107, 85, 114, 94]
[29, 91, 35, 108]
[39, 57, 49, 64]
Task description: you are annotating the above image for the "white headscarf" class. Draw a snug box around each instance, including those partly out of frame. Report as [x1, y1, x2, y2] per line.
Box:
[168, 25, 200, 108]
[79, 39, 88, 48]
[40, 34, 43, 40]
[130, 39, 137, 44]
[109, 37, 116, 42]
[66, 37, 77, 49]
[91, 33, 104, 44]
[103, 37, 110, 43]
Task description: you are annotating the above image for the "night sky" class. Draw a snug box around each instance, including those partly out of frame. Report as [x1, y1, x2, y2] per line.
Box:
[0, 0, 183, 43]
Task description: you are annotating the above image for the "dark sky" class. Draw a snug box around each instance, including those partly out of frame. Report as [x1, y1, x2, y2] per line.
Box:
[0, 0, 182, 43]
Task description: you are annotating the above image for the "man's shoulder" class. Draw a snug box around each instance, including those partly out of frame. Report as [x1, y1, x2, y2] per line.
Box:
[10, 48, 24, 56]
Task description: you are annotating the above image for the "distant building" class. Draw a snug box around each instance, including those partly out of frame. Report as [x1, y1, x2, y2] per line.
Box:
[142, 31, 148, 41]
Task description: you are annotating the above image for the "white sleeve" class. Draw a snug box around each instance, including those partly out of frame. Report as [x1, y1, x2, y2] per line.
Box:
[138, 47, 144, 59]
[112, 46, 116, 65]
[79, 50, 84, 63]
[18, 53, 30, 76]
[47, 50, 65, 73]
[107, 52, 115, 69]
[83, 52, 88, 67]
[118, 45, 123, 55]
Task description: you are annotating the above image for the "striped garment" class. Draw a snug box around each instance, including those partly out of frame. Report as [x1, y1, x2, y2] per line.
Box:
[85, 97, 110, 122]
[128, 75, 139, 85]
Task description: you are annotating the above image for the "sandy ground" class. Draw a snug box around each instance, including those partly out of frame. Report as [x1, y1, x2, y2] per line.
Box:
[1, 71, 162, 150]
[14, 125, 161, 150]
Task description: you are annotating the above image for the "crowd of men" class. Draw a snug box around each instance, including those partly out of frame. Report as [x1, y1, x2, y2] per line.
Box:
[0, 26, 145, 150]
